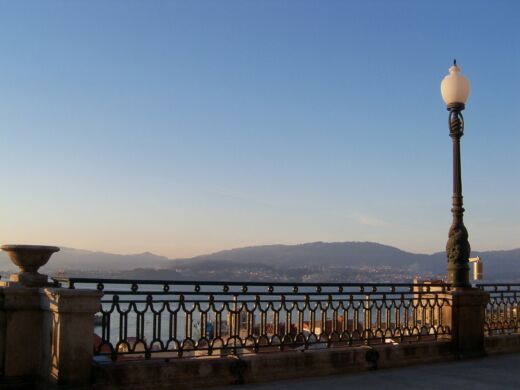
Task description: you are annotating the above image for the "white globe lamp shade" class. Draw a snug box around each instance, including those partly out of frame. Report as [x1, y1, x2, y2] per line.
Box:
[440, 61, 470, 105]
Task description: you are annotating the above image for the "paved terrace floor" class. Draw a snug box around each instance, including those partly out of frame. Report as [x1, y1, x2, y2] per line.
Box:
[208, 353, 520, 390]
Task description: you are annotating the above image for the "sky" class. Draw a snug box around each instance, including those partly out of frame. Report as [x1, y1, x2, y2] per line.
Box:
[0, 0, 519, 258]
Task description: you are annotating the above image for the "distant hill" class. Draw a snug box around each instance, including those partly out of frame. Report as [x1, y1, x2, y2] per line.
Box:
[172, 242, 520, 281]
[173, 242, 430, 270]
[0, 247, 170, 272]
[1, 241, 519, 282]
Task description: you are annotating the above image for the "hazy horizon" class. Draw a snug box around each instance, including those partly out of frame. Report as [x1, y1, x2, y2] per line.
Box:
[1, 1, 518, 258]
[3, 239, 518, 261]
[3, 240, 520, 283]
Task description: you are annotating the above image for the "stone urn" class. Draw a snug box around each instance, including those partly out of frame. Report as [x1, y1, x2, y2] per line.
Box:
[1, 244, 60, 287]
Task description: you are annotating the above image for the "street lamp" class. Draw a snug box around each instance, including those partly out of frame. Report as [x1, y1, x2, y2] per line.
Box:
[441, 60, 471, 288]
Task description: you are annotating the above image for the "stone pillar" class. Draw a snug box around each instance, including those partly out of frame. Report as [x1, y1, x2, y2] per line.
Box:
[0, 285, 102, 387]
[449, 287, 489, 358]
[0, 286, 43, 383]
[40, 288, 102, 387]
[1, 245, 101, 387]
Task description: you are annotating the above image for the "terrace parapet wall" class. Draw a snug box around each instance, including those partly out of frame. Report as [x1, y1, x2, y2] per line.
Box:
[91, 334, 520, 390]
[92, 340, 456, 390]
[0, 279, 508, 389]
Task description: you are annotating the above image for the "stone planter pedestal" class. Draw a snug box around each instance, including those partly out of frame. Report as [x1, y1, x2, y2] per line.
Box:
[1, 244, 60, 287]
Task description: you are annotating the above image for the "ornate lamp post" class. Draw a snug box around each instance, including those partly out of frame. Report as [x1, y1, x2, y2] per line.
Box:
[441, 60, 471, 288]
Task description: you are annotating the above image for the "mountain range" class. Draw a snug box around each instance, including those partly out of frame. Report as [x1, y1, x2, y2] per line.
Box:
[1, 241, 519, 282]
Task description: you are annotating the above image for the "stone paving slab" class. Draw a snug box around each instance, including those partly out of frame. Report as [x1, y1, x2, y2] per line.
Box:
[207, 353, 520, 390]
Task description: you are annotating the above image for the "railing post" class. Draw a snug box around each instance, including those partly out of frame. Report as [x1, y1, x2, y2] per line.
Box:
[449, 287, 489, 358]
[40, 287, 102, 387]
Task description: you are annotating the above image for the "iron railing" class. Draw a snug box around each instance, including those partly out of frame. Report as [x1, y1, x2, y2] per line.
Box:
[477, 284, 520, 335]
[53, 278, 452, 361]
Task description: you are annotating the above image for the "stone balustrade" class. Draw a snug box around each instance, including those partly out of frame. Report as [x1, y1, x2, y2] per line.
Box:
[0, 244, 505, 389]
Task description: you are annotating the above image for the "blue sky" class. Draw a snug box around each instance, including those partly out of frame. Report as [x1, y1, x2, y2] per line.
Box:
[0, 1, 519, 257]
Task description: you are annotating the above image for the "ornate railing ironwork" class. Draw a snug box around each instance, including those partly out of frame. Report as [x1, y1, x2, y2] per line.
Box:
[53, 278, 452, 360]
[477, 284, 520, 335]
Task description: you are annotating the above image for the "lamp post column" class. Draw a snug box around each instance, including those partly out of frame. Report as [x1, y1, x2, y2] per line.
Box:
[446, 102, 471, 288]
[440, 60, 472, 288]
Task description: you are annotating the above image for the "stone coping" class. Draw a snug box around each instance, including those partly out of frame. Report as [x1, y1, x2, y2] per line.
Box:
[0, 286, 102, 313]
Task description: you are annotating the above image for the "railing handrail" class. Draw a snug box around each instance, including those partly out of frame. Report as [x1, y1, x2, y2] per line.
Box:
[476, 284, 520, 293]
[52, 276, 450, 288]
[52, 277, 453, 296]
[476, 284, 520, 287]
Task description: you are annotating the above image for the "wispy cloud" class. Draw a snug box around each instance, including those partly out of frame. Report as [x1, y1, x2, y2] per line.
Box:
[352, 212, 389, 227]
